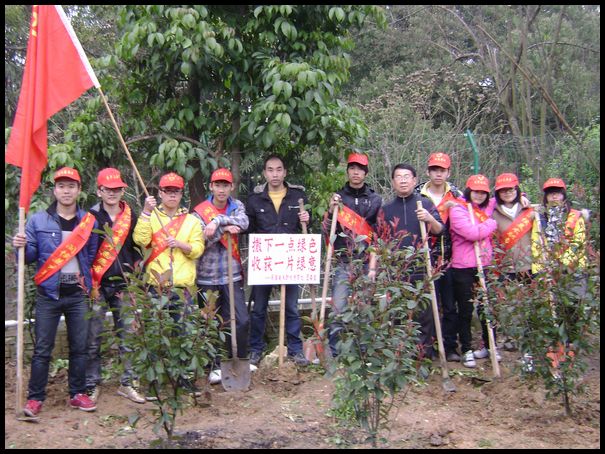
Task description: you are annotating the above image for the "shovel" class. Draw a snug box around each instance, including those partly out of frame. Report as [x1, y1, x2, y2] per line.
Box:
[417, 201, 456, 392]
[221, 234, 251, 391]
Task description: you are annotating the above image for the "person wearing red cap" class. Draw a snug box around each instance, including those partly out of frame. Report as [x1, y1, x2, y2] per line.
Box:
[323, 152, 382, 357]
[245, 155, 311, 366]
[85, 168, 146, 404]
[12, 167, 99, 416]
[379, 163, 445, 365]
[415, 152, 464, 362]
[447, 174, 501, 368]
[532, 177, 587, 274]
[192, 168, 251, 384]
[133, 171, 205, 395]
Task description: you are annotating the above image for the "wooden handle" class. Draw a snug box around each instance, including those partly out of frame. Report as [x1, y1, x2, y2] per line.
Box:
[227, 234, 238, 358]
[319, 206, 340, 326]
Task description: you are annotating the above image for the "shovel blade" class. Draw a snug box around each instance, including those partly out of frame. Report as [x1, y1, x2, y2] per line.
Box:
[221, 358, 251, 392]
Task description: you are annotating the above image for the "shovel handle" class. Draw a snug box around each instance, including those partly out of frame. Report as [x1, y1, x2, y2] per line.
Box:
[319, 206, 340, 327]
[227, 234, 238, 358]
[417, 201, 452, 384]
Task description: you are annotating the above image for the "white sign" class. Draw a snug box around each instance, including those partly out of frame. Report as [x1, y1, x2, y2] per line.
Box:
[247, 234, 322, 285]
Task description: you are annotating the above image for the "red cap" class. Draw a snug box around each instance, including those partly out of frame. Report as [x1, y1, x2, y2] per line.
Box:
[210, 168, 233, 184]
[347, 153, 369, 167]
[97, 168, 128, 189]
[159, 172, 184, 189]
[466, 174, 490, 193]
[494, 173, 519, 191]
[543, 178, 566, 191]
[427, 152, 451, 169]
[53, 167, 81, 183]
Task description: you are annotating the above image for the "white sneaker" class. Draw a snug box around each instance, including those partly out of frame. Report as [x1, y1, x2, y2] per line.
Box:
[208, 369, 221, 384]
[462, 350, 476, 368]
[249, 364, 258, 372]
[473, 347, 502, 361]
[117, 385, 146, 404]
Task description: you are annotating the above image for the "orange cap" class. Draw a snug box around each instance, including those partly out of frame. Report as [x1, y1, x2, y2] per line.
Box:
[543, 178, 566, 191]
[97, 168, 127, 188]
[159, 172, 184, 189]
[428, 152, 451, 169]
[347, 153, 369, 167]
[210, 168, 233, 184]
[494, 173, 519, 191]
[466, 174, 490, 193]
[53, 167, 81, 183]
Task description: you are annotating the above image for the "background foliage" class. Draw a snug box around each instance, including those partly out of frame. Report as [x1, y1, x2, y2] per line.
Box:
[4, 4, 600, 250]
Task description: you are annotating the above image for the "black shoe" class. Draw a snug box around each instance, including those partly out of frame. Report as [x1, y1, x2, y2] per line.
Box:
[178, 378, 201, 397]
[249, 351, 262, 366]
[446, 352, 461, 362]
[288, 352, 310, 366]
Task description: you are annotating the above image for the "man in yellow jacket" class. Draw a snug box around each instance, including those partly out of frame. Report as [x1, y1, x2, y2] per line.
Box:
[133, 172, 205, 395]
[134, 172, 205, 289]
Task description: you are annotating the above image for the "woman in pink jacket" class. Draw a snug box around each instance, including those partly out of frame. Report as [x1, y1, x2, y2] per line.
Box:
[448, 175, 500, 368]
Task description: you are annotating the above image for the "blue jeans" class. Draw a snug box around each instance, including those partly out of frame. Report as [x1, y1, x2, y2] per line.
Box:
[86, 285, 135, 388]
[28, 290, 89, 401]
[249, 284, 303, 356]
[328, 264, 352, 355]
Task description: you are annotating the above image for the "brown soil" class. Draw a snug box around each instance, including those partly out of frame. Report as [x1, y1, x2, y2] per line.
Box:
[4, 348, 600, 449]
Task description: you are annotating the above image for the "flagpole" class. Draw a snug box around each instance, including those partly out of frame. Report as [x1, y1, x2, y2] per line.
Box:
[16, 208, 26, 417]
[95, 86, 174, 283]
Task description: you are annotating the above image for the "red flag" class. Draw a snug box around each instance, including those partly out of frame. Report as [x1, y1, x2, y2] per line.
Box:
[5, 5, 100, 211]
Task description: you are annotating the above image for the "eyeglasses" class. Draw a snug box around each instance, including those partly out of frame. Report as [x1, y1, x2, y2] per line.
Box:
[99, 187, 124, 194]
[393, 174, 415, 182]
[498, 187, 516, 194]
[160, 188, 183, 195]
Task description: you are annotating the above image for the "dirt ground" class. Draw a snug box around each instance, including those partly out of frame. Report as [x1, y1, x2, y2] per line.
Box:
[4, 343, 600, 450]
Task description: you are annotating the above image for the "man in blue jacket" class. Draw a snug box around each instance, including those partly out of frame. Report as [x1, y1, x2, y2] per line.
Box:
[245, 155, 311, 366]
[12, 167, 99, 417]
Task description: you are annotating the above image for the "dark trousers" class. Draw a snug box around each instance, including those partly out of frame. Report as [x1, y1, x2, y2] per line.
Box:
[28, 291, 89, 401]
[435, 267, 458, 354]
[410, 274, 436, 359]
[451, 267, 495, 353]
[86, 285, 135, 388]
[198, 282, 249, 360]
[249, 284, 303, 356]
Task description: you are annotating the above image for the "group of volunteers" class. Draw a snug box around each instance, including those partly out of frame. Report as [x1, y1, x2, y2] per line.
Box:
[12, 151, 587, 418]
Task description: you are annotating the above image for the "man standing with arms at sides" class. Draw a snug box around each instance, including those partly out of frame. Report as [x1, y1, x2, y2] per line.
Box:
[323, 152, 382, 357]
[86, 168, 146, 404]
[379, 164, 444, 363]
[12, 167, 98, 416]
[193, 168, 251, 384]
[415, 153, 464, 362]
[246, 155, 311, 366]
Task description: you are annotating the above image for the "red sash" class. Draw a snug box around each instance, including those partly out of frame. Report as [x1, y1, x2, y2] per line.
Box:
[498, 208, 533, 251]
[337, 205, 374, 244]
[436, 191, 462, 224]
[144, 214, 187, 266]
[34, 212, 96, 285]
[564, 209, 581, 239]
[193, 200, 241, 262]
[91, 203, 132, 291]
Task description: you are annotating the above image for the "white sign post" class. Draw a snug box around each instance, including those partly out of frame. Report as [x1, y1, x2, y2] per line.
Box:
[247, 234, 322, 285]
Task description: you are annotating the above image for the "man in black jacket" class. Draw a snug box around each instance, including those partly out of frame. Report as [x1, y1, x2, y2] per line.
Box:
[86, 168, 145, 404]
[323, 153, 382, 356]
[246, 155, 311, 366]
[379, 163, 444, 362]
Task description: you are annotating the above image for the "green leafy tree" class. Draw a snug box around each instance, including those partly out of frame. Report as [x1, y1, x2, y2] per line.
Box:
[88, 5, 384, 205]
[328, 226, 432, 446]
